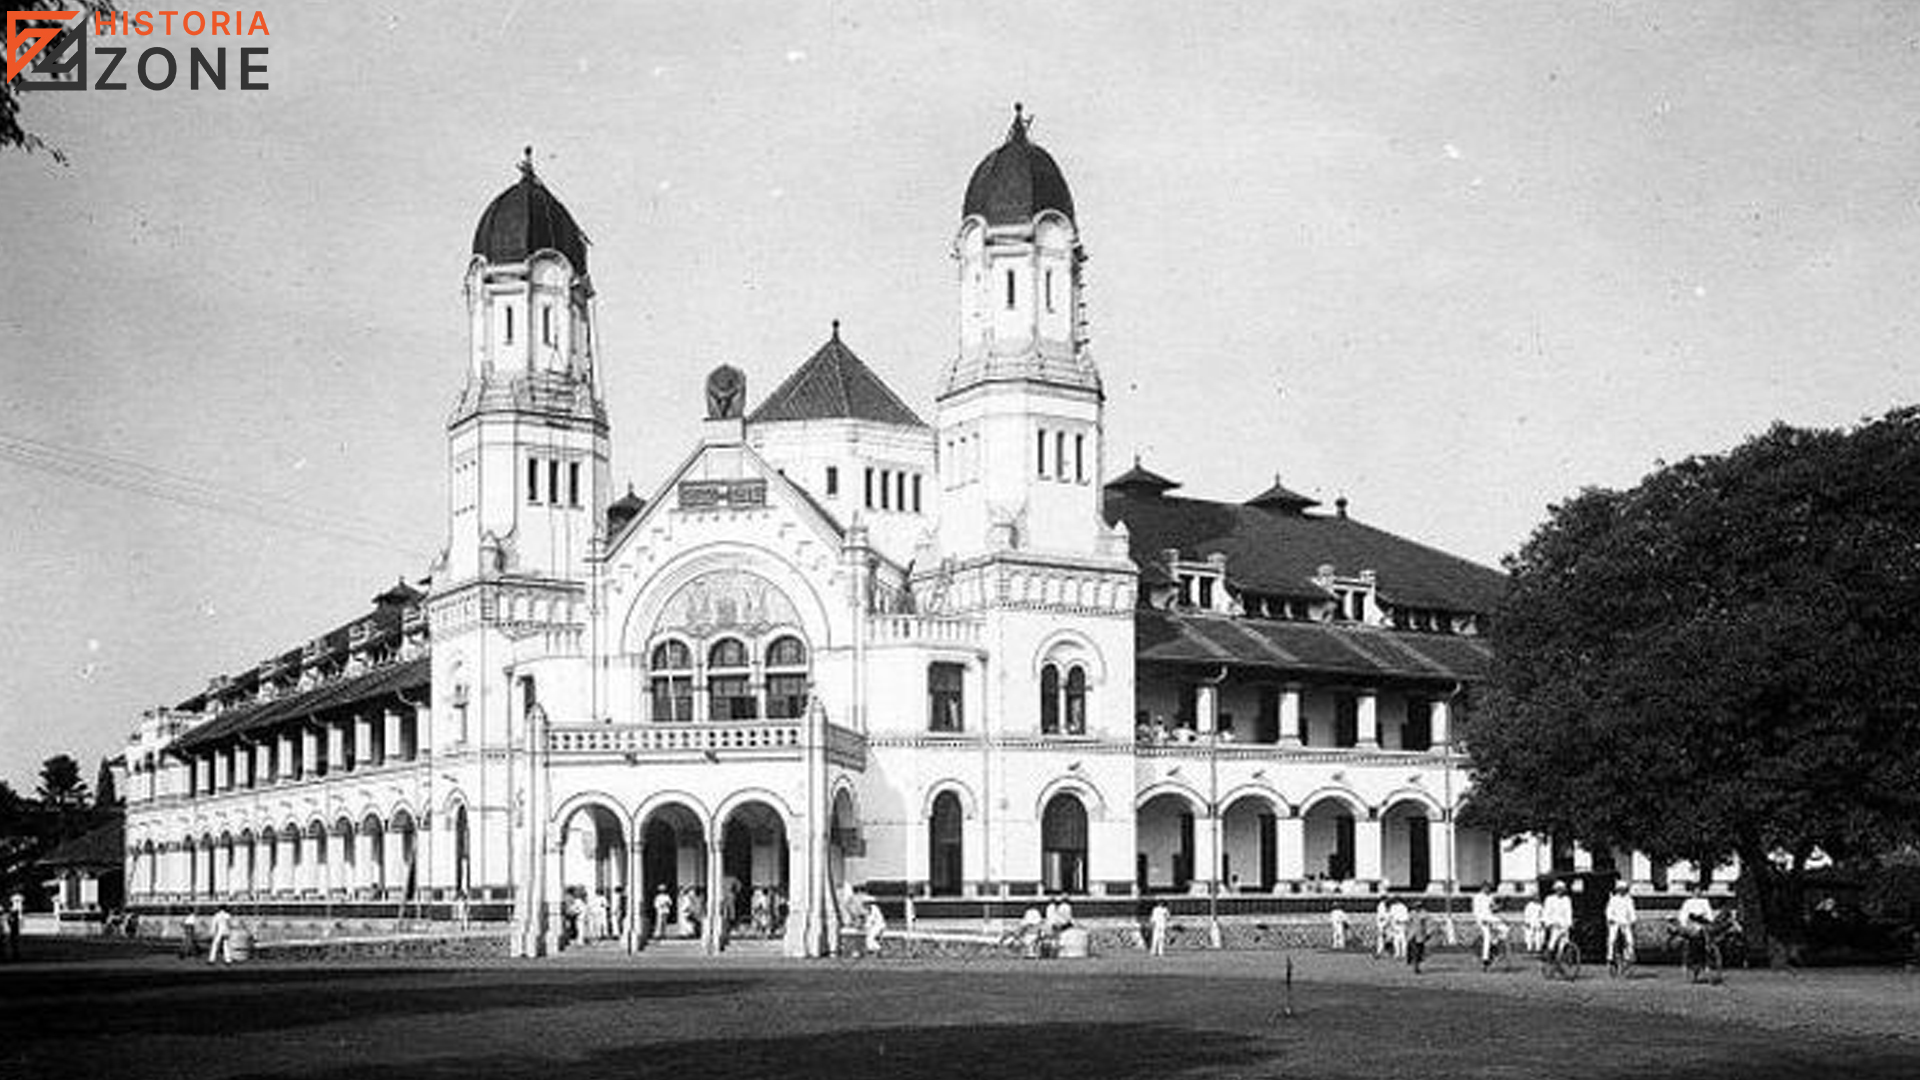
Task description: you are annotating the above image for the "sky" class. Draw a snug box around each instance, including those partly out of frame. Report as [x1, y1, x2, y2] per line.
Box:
[3, 0, 1919, 793]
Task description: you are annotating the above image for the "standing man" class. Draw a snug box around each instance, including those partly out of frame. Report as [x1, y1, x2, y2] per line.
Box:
[1388, 897, 1411, 961]
[1372, 897, 1391, 958]
[206, 904, 234, 965]
[1471, 884, 1500, 970]
[1522, 891, 1545, 954]
[1149, 900, 1170, 957]
[1327, 906, 1348, 951]
[652, 885, 673, 942]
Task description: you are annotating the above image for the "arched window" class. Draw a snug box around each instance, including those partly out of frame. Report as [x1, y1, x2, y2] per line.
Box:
[1065, 665, 1087, 735]
[765, 636, 809, 720]
[649, 640, 693, 723]
[1040, 664, 1061, 734]
[1041, 793, 1088, 894]
[707, 637, 756, 720]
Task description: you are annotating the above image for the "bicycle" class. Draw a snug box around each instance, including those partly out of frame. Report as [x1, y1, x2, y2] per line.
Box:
[1606, 925, 1636, 979]
[1477, 920, 1515, 972]
[1667, 922, 1724, 984]
[1542, 930, 1580, 980]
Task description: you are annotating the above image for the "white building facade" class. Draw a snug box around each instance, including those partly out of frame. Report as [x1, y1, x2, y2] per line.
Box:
[122, 113, 1660, 957]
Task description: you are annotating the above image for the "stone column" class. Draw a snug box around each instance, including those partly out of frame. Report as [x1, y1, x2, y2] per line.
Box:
[1428, 817, 1455, 894]
[300, 728, 318, 779]
[355, 830, 375, 895]
[1196, 682, 1219, 734]
[1354, 815, 1384, 888]
[327, 722, 346, 775]
[705, 836, 724, 954]
[1356, 690, 1379, 749]
[355, 714, 374, 769]
[1278, 686, 1303, 748]
[1191, 806, 1219, 897]
[1275, 812, 1307, 885]
[624, 839, 644, 952]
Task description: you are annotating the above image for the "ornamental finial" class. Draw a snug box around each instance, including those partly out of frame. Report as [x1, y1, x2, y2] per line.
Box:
[519, 145, 535, 178]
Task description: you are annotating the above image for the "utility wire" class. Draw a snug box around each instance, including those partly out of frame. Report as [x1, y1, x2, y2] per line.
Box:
[0, 430, 433, 560]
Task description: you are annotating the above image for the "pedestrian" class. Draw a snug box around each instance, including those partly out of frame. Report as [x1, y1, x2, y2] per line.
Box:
[1149, 900, 1170, 956]
[1407, 903, 1431, 973]
[1522, 892, 1545, 954]
[653, 885, 673, 941]
[1327, 906, 1348, 950]
[179, 909, 201, 960]
[1373, 897, 1391, 958]
[751, 887, 771, 937]
[863, 897, 886, 955]
[4, 893, 21, 961]
[1388, 898, 1411, 960]
[1471, 884, 1499, 970]
[206, 905, 233, 965]
[1020, 905, 1044, 959]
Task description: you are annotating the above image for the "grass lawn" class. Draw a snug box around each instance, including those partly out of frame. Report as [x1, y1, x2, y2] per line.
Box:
[3, 938, 1917, 1079]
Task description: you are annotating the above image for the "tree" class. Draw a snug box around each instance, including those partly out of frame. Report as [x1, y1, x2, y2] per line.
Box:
[1460, 408, 1920, 962]
[93, 756, 118, 808]
[2, 2, 113, 162]
[36, 754, 89, 810]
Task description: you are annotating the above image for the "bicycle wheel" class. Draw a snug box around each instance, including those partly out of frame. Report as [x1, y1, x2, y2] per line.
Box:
[1564, 941, 1582, 980]
[1705, 940, 1724, 984]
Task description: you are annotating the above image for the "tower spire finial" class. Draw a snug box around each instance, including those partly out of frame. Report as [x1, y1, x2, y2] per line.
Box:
[519, 145, 535, 178]
[1010, 101, 1030, 141]
[831, 318, 841, 340]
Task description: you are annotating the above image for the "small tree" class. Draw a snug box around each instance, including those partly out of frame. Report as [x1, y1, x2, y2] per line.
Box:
[1461, 409, 1920, 962]
[36, 754, 89, 811]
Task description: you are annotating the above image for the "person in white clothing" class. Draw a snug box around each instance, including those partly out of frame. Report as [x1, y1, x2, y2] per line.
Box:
[1387, 899, 1411, 960]
[1604, 882, 1637, 966]
[1149, 901, 1170, 957]
[862, 898, 886, 955]
[1521, 894, 1545, 953]
[1470, 885, 1502, 969]
[1327, 906, 1348, 951]
[206, 905, 234, 965]
[1541, 881, 1575, 957]
[1676, 883, 1715, 935]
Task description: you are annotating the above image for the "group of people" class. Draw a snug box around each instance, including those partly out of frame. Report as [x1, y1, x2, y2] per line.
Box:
[1018, 895, 1077, 958]
[561, 886, 624, 946]
[178, 905, 238, 963]
[643, 880, 787, 944]
[1321, 880, 1726, 977]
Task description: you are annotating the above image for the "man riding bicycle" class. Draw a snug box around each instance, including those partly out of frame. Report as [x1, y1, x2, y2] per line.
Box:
[1604, 881, 1637, 971]
[1541, 880, 1575, 970]
[1674, 883, 1719, 979]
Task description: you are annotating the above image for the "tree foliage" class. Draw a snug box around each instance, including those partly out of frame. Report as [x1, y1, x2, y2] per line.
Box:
[36, 753, 89, 810]
[1461, 409, 1920, 954]
[93, 756, 118, 808]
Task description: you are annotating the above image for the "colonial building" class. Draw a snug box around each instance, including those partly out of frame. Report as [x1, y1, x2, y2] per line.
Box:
[121, 110, 1615, 957]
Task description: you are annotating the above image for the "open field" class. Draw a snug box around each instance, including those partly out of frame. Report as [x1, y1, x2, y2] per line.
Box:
[3, 939, 1917, 1079]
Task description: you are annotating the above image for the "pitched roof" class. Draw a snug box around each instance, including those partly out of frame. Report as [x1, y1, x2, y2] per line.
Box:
[171, 656, 429, 753]
[1137, 609, 1493, 683]
[1105, 486, 1506, 613]
[1107, 458, 1182, 495]
[1245, 475, 1320, 513]
[748, 328, 925, 427]
[38, 816, 124, 870]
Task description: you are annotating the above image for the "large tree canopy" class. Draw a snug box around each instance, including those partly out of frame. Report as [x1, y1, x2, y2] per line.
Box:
[1461, 408, 1920, 954]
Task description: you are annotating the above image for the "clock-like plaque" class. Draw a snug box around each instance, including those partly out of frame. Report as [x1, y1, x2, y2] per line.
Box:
[706, 365, 745, 420]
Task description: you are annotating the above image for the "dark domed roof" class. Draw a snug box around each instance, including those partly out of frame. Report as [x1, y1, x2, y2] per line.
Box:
[962, 105, 1075, 226]
[472, 148, 589, 275]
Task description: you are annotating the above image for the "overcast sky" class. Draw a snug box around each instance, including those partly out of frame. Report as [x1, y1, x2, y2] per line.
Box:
[4, 0, 1918, 791]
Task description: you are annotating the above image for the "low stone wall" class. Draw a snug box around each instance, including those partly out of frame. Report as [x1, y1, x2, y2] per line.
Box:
[251, 933, 511, 962]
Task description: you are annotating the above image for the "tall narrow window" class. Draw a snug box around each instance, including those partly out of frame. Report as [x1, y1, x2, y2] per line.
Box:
[1074, 435, 1085, 483]
[548, 460, 561, 506]
[1065, 666, 1087, 735]
[504, 305, 514, 344]
[865, 467, 874, 509]
[928, 663, 965, 732]
[1040, 664, 1061, 734]
[1055, 432, 1066, 481]
[568, 462, 581, 507]
[911, 474, 922, 513]
[879, 469, 891, 510]
[1045, 268, 1054, 312]
[527, 456, 540, 504]
[896, 471, 907, 511]
[541, 305, 553, 346]
[826, 465, 839, 496]
[1037, 428, 1047, 477]
[1005, 269, 1016, 309]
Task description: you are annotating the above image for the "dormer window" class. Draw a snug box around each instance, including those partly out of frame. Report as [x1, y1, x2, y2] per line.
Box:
[1170, 559, 1229, 613]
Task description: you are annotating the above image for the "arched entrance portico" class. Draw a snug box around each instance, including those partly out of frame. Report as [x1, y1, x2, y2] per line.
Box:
[1382, 798, 1434, 891]
[1136, 791, 1200, 893]
[1041, 792, 1088, 895]
[1302, 795, 1358, 883]
[559, 802, 628, 945]
[1221, 794, 1283, 893]
[719, 800, 789, 938]
[928, 791, 964, 897]
[639, 803, 705, 941]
